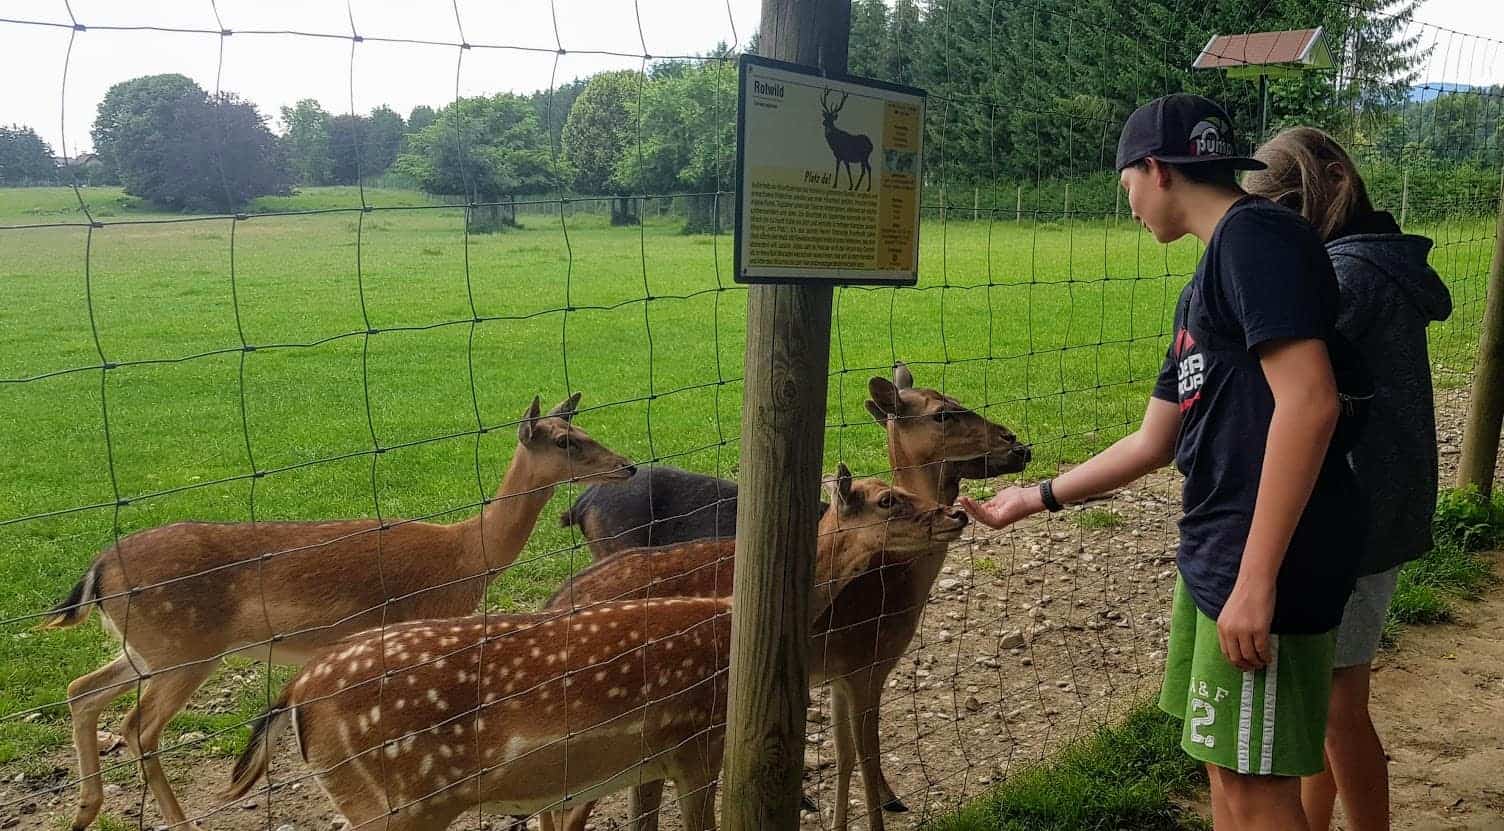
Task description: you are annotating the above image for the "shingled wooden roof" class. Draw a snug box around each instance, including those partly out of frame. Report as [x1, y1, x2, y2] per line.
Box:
[1193, 28, 1333, 74]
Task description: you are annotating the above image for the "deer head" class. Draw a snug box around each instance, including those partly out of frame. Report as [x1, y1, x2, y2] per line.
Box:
[820, 88, 849, 129]
[813, 464, 967, 610]
[516, 394, 637, 487]
[865, 363, 1031, 484]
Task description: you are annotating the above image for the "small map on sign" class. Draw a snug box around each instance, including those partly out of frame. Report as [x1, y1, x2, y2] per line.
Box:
[735, 56, 926, 285]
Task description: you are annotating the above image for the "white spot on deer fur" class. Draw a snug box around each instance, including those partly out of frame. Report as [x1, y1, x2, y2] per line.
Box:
[436, 658, 447, 669]
[629, 630, 640, 640]
[395, 698, 406, 710]
[456, 671, 469, 683]
[419, 755, 434, 776]
[545, 653, 558, 665]
[362, 658, 374, 670]
[622, 604, 638, 611]
[681, 658, 694, 668]
[608, 620, 618, 629]
[572, 623, 583, 632]
[484, 693, 497, 704]
[407, 675, 418, 686]
[439, 744, 453, 758]
[620, 664, 632, 675]
[512, 657, 523, 666]
[452, 724, 464, 737]
[530, 647, 541, 658]
[594, 671, 608, 682]
[385, 743, 400, 759]
[369, 706, 381, 724]
[358, 714, 370, 733]
[608, 687, 626, 699]
[419, 652, 431, 662]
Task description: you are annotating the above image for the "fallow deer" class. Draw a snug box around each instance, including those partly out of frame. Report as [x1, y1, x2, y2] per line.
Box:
[40, 395, 634, 831]
[546, 366, 1032, 831]
[821, 88, 874, 191]
[560, 362, 1028, 559]
[224, 469, 968, 831]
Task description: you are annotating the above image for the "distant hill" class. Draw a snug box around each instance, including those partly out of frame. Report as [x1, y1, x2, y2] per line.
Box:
[1408, 82, 1476, 102]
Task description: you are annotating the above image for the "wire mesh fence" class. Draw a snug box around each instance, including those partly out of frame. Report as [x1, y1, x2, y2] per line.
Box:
[0, 1, 1500, 830]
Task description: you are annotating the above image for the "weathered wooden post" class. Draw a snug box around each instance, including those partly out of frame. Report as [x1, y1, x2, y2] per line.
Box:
[1400, 169, 1410, 228]
[722, 0, 848, 828]
[1456, 168, 1504, 497]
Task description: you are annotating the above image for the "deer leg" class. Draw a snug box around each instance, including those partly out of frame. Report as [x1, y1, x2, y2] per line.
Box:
[852, 660, 907, 820]
[558, 801, 593, 831]
[537, 810, 556, 831]
[627, 780, 664, 831]
[833, 158, 842, 189]
[67, 654, 143, 831]
[831, 678, 860, 831]
[121, 661, 217, 831]
[862, 160, 872, 192]
[673, 777, 717, 831]
[846, 161, 858, 190]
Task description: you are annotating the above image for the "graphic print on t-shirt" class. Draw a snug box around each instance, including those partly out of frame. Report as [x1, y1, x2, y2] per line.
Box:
[1173, 326, 1204, 413]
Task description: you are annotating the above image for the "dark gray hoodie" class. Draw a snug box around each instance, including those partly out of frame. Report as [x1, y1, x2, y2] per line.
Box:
[1326, 212, 1453, 574]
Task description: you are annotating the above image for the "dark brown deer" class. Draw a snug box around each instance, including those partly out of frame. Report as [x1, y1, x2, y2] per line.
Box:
[545, 369, 1033, 831]
[224, 470, 968, 831]
[822, 88, 874, 191]
[41, 395, 634, 831]
[560, 363, 1029, 559]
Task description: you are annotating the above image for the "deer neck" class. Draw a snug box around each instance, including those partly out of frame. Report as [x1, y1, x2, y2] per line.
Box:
[457, 448, 557, 574]
[809, 530, 859, 623]
[889, 431, 945, 505]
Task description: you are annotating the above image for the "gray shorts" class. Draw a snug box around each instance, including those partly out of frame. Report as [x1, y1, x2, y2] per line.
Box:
[1332, 566, 1401, 668]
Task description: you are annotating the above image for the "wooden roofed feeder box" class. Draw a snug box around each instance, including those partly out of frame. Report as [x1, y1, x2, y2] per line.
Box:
[1192, 27, 1335, 138]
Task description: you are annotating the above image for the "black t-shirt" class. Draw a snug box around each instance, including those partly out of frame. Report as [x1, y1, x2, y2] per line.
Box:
[1151, 196, 1363, 635]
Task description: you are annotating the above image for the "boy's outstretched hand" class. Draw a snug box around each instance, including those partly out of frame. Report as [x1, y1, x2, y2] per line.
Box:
[960, 485, 1044, 530]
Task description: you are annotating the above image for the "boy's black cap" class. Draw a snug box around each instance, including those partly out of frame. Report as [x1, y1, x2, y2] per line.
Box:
[1114, 93, 1267, 172]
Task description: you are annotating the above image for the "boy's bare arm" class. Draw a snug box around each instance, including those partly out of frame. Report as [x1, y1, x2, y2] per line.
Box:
[1218, 337, 1340, 671]
[961, 397, 1180, 529]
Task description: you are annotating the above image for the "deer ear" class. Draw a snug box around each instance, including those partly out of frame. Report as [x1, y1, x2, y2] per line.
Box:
[548, 392, 582, 422]
[864, 400, 890, 425]
[518, 396, 542, 443]
[893, 362, 914, 390]
[867, 377, 904, 417]
[834, 463, 860, 513]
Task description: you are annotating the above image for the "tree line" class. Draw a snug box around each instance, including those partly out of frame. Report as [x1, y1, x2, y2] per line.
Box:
[2, 0, 1498, 227]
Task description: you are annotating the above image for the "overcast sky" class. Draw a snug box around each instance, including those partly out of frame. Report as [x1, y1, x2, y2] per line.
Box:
[3, 0, 1501, 156]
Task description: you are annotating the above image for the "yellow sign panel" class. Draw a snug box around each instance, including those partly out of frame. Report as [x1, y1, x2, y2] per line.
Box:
[735, 56, 926, 285]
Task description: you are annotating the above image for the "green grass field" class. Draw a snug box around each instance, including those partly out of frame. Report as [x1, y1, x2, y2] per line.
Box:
[0, 185, 1494, 766]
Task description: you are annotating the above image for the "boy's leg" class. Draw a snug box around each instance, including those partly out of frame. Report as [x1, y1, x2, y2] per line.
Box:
[1160, 578, 1334, 827]
[1301, 750, 1338, 830]
[1208, 764, 1308, 829]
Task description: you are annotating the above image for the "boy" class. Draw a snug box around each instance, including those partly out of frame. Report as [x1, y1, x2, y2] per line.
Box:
[962, 94, 1362, 829]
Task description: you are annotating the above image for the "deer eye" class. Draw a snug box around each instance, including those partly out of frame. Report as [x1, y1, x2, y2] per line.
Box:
[877, 493, 894, 510]
[554, 435, 571, 450]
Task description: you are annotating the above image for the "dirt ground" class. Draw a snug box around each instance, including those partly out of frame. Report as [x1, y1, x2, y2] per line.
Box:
[0, 388, 1495, 831]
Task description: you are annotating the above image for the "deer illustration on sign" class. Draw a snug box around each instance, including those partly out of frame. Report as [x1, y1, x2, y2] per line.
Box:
[821, 88, 874, 191]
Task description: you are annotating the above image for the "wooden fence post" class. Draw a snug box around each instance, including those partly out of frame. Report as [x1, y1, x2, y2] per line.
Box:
[1400, 169, 1410, 228]
[721, 1, 844, 828]
[1456, 168, 1504, 497]
[1016, 184, 1023, 223]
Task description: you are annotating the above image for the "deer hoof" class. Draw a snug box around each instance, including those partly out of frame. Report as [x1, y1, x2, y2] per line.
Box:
[883, 798, 910, 814]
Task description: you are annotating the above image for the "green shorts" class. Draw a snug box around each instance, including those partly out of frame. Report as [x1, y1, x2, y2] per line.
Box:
[1158, 577, 1336, 777]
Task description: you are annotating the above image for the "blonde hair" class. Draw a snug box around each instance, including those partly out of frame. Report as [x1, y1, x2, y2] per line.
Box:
[1243, 126, 1375, 241]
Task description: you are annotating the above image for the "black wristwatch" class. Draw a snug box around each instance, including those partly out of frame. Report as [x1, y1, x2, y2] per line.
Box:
[1039, 478, 1064, 512]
